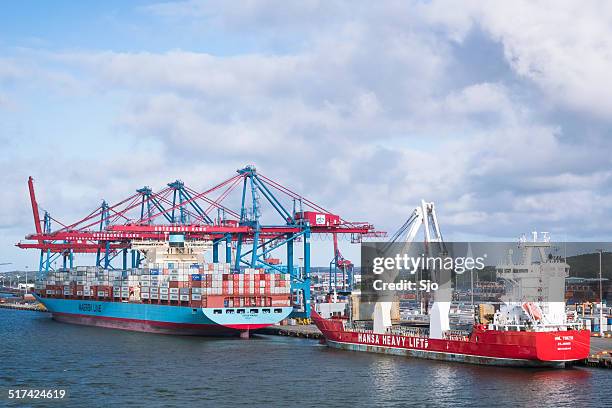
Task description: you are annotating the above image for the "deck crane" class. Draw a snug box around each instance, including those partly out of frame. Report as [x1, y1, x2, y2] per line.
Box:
[329, 233, 354, 294]
[373, 200, 449, 338]
[17, 166, 384, 318]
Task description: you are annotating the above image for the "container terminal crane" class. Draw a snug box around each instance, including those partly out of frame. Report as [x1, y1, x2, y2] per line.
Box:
[17, 166, 384, 337]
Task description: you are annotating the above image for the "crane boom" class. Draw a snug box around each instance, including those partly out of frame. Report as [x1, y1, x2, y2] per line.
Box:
[28, 177, 43, 236]
[374, 200, 450, 338]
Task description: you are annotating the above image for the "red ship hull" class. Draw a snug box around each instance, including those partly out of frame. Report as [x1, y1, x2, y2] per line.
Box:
[311, 312, 590, 367]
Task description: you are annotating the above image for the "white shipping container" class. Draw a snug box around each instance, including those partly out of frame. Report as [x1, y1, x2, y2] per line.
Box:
[170, 288, 179, 294]
[150, 293, 159, 300]
[160, 288, 169, 294]
[160, 294, 169, 300]
[170, 294, 179, 300]
[141, 293, 150, 299]
[191, 294, 202, 300]
[180, 295, 189, 301]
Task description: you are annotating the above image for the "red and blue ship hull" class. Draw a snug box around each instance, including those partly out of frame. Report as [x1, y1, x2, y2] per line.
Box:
[35, 295, 293, 337]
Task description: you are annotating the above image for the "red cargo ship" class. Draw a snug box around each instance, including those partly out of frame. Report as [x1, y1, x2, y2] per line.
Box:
[312, 311, 590, 367]
[313, 238, 591, 367]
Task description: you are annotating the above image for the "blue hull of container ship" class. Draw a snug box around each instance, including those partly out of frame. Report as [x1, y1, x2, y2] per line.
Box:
[35, 295, 293, 337]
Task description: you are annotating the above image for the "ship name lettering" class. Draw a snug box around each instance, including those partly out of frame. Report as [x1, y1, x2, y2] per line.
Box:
[78, 303, 102, 313]
[358, 333, 380, 344]
[554, 335, 573, 341]
[382, 335, 405, 347]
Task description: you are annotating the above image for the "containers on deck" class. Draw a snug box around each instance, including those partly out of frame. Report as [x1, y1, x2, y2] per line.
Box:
[35, 263, 292, 309]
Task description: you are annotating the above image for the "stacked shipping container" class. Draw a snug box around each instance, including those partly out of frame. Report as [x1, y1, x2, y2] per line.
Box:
[35, 263, 292, 309]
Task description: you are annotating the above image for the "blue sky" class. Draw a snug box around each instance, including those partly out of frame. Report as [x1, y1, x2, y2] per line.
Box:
[2, 1, 612, 270]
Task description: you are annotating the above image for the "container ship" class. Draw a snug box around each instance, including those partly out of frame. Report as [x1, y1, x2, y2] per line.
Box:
[313, 238, 591, 367]
[33, 237, 293, 338]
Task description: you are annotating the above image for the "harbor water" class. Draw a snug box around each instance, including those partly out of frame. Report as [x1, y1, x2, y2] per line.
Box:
[1, 309, 610, 407]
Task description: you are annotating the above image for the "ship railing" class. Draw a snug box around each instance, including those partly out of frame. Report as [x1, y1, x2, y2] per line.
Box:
[346, 321, 374, 332]
[443, 329, 470, 341]
[386, 326, 429, 338]
[487, 321, 585, 332]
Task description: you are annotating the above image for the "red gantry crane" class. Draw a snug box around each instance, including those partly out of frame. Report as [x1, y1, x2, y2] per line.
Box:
[18, 166, 385, 317]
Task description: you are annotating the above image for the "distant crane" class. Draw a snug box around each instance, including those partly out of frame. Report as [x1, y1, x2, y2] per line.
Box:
[0, 262, 12, 266]
[329, 233, 354, 294]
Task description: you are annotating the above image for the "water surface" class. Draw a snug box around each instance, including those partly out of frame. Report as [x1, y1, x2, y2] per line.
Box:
[1, 309, 609, 407]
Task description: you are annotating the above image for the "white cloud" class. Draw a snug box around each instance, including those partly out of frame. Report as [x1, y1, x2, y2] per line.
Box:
[427, 0, 612, 119]
[3, 1, 612, 267]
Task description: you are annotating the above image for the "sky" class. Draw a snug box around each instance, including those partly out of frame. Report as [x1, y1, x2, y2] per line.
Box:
[1, 0, 612, 270]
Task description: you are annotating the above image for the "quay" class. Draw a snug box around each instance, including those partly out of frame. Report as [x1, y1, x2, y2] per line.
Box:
[0, 302, 47, 312]
[257, 324, 323, 339]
